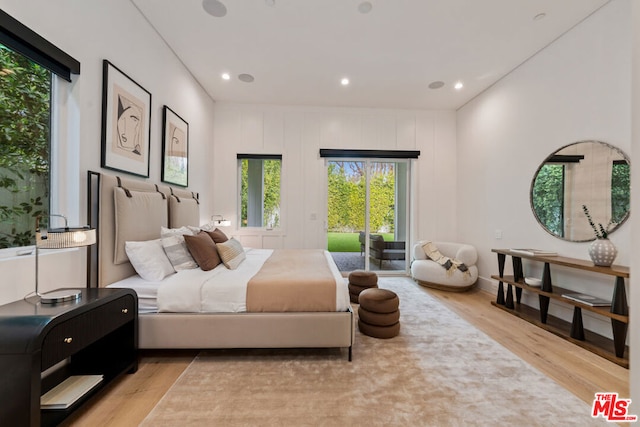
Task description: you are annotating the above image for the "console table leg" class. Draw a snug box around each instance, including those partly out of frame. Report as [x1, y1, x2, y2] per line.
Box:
[512, 256, 523, 283]
[511, 256, 523, 303]
[570, 307, 585, 340]
[505, 284, 514, 309]
[611, 320, 627, 358]
[496, 253, 506, 305]
[541, 263, 553, 293]
[611, 277, 628, 358]
[539, 295, 550, 324]
[515, 287, 522, 304]
[497, 282, 505, 305]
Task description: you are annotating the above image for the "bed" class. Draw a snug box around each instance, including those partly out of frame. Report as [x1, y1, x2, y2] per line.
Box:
[87, 172, 354, 360]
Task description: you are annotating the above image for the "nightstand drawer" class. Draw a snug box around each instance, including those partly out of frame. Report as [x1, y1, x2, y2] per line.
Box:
[41, 295, 135, 370]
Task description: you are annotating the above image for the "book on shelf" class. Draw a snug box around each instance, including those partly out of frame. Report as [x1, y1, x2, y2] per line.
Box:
[561, 293, 611, 307]
[509, 248, 557, 257]
[41, 375, 103, 410]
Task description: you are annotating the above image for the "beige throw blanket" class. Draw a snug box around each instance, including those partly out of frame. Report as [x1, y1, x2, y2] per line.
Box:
[246, 249, 337, 312]
[422, 241, 470, 277]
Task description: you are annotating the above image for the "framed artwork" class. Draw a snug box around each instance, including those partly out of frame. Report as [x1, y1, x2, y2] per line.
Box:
[101, 60, 151, 177]
[161, 106, 189, 187]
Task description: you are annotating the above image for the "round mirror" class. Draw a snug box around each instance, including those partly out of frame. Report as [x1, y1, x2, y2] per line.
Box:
[530, 140, 630, 242]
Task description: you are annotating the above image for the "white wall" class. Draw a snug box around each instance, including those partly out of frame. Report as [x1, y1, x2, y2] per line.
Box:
[0, 0, 216, 305]
[458, 0, 634, 402]
[211, 103, 457, 250]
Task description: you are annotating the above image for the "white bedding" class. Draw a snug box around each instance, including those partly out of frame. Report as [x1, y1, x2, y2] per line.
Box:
[107, 275, 162, 313]
[109, 248, 350, 313]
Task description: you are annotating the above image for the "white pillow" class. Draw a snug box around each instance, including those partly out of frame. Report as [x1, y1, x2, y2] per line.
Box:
[125, 239, 175, 281]
[216, 238, 246, 270]
[187, 224, 212, 234]
[161, 226, 194, 236]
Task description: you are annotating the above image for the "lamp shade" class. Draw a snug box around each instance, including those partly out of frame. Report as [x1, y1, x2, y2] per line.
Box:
[36, 227, 96, 249]
[34, 215, 97, 304]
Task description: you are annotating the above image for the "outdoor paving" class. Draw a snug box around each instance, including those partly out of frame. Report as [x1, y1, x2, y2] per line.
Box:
[330, 252, 407, 273]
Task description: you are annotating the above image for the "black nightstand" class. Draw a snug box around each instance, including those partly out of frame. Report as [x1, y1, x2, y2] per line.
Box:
[0, 287, 138, 427]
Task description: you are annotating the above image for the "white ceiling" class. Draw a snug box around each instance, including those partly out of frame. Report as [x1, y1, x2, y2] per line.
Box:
[131, 0, 610, 110]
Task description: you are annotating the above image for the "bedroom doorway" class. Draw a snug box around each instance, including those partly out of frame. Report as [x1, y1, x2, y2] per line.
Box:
[325, 158, 409, 275]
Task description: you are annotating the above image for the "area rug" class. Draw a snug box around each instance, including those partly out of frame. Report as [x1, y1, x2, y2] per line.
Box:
[141, 277, 607, 426]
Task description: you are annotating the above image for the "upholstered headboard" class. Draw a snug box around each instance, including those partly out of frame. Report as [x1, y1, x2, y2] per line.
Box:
[88, 172, 199, 287]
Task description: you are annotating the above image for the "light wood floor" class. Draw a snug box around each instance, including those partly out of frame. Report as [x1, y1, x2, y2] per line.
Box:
[62, 285, 629, 427]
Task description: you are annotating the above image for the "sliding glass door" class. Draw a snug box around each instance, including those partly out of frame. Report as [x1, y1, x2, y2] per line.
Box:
[326, 158, 410, 275]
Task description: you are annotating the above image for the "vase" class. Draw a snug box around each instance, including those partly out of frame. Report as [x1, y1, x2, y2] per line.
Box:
[588, 238, 617, 267]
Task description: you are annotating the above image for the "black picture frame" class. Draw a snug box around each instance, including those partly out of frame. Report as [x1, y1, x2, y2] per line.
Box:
[100, 60, 151, 177]
[161, 106, 189, 187]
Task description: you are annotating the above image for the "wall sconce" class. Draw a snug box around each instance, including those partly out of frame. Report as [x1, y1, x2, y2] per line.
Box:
[35, 214, 96, 304]
[211, 214, 231, 227]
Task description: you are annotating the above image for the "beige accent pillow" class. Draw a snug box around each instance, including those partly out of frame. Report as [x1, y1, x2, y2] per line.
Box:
[125, 239, 175, 281]
[184, 231, 222, 271]
[114, 188, 168, 265]
[217, 238, 246, 270]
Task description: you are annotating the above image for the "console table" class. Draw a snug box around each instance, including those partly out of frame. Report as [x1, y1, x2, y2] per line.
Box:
[491, 249, 629, 368]
[0, 287, 138, 426]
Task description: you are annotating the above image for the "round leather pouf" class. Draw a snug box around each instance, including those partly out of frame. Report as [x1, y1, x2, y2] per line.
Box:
[358, 307, 400, 326]
[358, 288, 399, 314]
[358, 319, 400, 339]
[348, 282, 378, 295]
[349, 292, 360, 304]
[348, 270, 378, 287]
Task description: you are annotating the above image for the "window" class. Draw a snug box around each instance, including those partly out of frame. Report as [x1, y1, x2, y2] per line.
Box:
[0, 44, 51, 248]
[238, 154, 281, 228]
[0, 10, 80, 250]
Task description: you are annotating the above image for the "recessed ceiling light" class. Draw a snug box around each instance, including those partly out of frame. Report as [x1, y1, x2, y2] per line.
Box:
[358, 2, 373, 14]
[221, 73, 230, 80]
[341, 78, 350, 86]
[203, 0, 227, 17]
[428, 81, 445, 90]
[265, 0, 275, 6]
[454, 81, 464, 90]
[238, 73, 255, 83]
[533, 12, 546, 21]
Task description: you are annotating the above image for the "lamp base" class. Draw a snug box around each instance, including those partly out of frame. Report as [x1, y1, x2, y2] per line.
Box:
[40, 289, 82, 304]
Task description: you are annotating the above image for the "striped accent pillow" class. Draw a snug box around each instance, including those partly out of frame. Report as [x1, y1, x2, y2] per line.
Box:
[217, 238, 246, 269]
[161, 229, 198, 271]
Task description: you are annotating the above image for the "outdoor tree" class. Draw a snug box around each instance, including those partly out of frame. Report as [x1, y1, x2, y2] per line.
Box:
[0, 45, 51, 248]
[327, 161, 395, 234]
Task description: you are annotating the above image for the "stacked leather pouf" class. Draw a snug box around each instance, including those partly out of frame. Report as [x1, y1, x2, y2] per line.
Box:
[347, 270, 378, 303]
[357, 288, 400, 339]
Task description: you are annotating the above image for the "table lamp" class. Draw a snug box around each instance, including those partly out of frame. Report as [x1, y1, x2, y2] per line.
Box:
[211, 214, 231, 227]
[35, 214, 96, 304]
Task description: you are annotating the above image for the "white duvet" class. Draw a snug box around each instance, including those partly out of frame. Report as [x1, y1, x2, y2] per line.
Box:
[155, 248, 350, 313]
